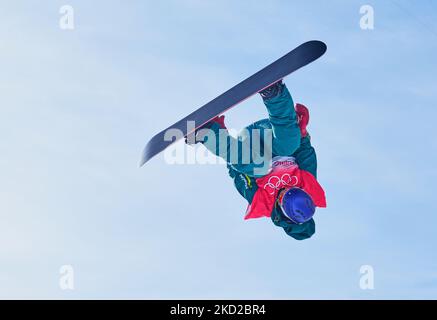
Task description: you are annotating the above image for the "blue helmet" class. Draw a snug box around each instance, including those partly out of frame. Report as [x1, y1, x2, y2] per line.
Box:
[278, 188, 315, 224]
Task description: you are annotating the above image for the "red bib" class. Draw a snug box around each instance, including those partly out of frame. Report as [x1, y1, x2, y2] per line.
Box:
[245, 156, 326, 220]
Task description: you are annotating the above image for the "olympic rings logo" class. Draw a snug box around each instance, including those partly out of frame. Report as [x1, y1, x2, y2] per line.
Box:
[263, 174, 299, 195]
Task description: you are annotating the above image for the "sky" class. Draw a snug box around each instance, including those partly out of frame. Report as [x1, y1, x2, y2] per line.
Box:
[0, 0, 437, 299]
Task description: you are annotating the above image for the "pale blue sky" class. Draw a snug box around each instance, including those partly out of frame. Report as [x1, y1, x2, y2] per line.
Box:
[1, 0, 437, 299]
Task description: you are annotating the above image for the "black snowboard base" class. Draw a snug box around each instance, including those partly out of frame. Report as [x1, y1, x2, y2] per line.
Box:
[140, 40, 327, 166]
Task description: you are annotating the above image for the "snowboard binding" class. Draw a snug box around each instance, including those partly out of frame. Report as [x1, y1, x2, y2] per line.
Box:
[259, 80, 284, 100]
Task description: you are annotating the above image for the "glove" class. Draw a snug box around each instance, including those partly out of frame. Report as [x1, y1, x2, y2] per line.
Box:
[295, 103, 309, 137]
[210, 115, 226, 130]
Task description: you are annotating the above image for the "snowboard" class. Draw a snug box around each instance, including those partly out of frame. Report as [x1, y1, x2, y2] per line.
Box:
[140, 40, 327, 166]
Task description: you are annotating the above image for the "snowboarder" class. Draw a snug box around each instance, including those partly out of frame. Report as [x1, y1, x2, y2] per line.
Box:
[187, 80, 327, 240]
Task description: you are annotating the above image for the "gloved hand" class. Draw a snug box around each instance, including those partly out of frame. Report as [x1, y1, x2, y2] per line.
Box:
[185, 115, 227, 145]
[295, 103, 309, 137]
[209, 115, 226, 130]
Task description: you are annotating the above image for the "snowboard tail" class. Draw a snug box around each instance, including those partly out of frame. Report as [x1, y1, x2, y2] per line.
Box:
[140, 40, 327, 166]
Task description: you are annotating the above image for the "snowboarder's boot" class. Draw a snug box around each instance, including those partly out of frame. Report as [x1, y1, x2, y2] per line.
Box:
[259, 80, 284, 100]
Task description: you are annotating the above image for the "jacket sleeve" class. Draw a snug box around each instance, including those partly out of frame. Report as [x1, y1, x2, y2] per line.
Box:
[271, 207, 316, 240]
[201, 122, 271, 178]
[227, 166, 258, 203]
[292, 135, 317, 178]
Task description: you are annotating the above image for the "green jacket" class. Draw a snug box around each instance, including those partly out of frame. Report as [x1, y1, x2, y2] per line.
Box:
[227, 122, 318, 240]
